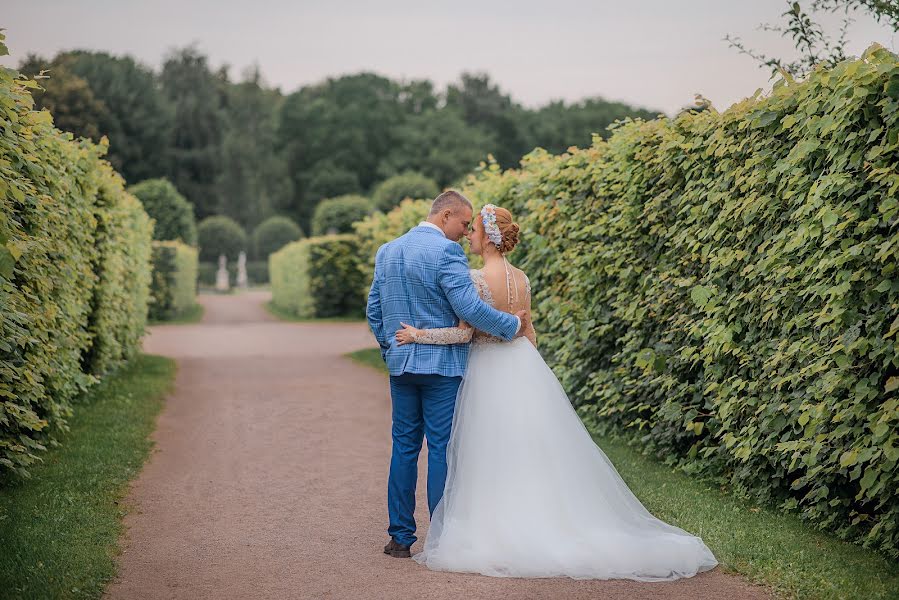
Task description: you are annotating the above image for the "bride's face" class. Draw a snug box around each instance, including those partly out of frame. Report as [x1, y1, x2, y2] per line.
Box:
[469, 216, 485, 255]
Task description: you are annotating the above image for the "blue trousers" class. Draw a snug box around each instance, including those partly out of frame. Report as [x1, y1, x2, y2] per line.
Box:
[387, 372, 462, 547]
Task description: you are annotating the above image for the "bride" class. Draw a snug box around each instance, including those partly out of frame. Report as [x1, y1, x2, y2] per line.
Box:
[393, 204, 718, 582]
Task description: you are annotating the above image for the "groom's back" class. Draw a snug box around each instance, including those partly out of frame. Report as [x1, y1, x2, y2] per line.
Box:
[373, 227, 470, 375]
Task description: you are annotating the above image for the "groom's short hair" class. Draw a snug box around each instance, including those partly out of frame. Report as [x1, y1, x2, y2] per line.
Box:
[429, 190, 473, 216]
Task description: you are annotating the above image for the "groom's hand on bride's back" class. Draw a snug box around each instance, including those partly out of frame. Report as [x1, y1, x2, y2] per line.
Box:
[514, 310, 531, 337]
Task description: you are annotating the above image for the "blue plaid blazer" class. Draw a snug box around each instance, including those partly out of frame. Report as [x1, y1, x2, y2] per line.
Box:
[366, 225, 520, 377]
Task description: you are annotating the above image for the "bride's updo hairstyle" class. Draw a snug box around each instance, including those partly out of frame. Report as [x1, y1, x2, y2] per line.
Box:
[492, 206, 520, 254]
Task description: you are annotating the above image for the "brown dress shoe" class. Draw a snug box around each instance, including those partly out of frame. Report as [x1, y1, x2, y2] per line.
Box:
[383, 538, 412, 558]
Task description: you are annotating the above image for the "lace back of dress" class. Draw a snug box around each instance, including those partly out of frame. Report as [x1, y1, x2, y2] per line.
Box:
[470, 262, 530, 346]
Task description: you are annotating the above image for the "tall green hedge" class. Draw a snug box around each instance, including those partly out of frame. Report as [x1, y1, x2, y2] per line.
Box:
[354, 46, 899, 557]
[450, 45, 899, 556]
[149, 241, 198, 321]
[0, 38, 154, 478]
[270, 234, 366, 319]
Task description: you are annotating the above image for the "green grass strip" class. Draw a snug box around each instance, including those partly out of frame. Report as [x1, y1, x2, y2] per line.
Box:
[0, 353, 176, 599]
[345, 347, 899, 599]
[148, 302, 204, 325]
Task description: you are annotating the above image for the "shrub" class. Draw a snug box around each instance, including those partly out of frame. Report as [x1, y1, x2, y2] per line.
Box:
[354, 198, 431, 281]
[0, 38, 153, 478]
[455, 46, 899, 557]
[128, 178, 197, 245]
[372, 171, 439, 212]
[311, 195, 373, 236]
[270, 235, 366, 318]
[149, 241, 198, 321]
[251, 215, 303, 260]
[197, 215, 247, 262]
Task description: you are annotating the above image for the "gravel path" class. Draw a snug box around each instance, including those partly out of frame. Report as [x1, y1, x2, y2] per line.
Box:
[105, 290, 770, 599]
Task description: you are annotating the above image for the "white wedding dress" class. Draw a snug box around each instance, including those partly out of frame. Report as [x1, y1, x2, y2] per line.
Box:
[410, 267, 718, 581]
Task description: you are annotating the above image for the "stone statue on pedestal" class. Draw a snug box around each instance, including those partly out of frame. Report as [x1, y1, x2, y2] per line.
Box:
[236, 251, 248, 289]
[215, 254, 230, 292]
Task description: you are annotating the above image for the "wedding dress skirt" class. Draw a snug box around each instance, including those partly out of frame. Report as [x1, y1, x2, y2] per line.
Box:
[413, 337, 719, 581]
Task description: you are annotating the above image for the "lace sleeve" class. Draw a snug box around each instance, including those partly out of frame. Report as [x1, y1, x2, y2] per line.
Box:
[524, 275, 537, 347]
[413, 326, 474, 345]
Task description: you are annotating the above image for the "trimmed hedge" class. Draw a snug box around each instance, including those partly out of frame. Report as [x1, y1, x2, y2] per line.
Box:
[251, 215, 303, 260]
[372, 171, 439, 212]
[451, 46, 899, 556]
[353, 47, 899, 557]
[355, 198, 431, 281]
[128, 178, 197, 245]
[0, 41, 154, 478]
[149, 241, 198, 321]
[270, 234, 366, 319]
[311, 194, 373, 236]
[197, 215, 247, 262]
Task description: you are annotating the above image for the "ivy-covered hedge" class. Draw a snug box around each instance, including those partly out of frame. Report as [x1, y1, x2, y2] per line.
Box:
[0, 40, 154, 478]
[354, 45, 899, 558]
[270, 234, 366, 319]
[452, 46, 899, 557]
[149, 241, 198, 321]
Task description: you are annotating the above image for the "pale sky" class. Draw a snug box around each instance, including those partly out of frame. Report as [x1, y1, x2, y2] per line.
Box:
[3, 1, 897, 115]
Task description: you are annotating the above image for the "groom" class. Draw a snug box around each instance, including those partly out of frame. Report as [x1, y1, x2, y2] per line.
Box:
[366, 190, 530, 558]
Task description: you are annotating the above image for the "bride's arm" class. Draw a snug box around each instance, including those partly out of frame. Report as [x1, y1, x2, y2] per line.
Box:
[524, 276, 537, 348]
[396, 321, 473, 345]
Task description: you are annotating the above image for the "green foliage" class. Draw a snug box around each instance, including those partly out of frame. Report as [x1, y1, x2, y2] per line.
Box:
[216, 72, 293, 229]
[270, 235, 366, 319]
[457, 46, 899, 557]
[160, 47, 227, 221]
[22, 51, 173, 185]
[377, 108, 496, 187]
[196, 215, 247, 262]
[128, 178, 197, 244]
[371, 171, 439, 212]
[0, 354, 175, 598]
[251, 215, 304, 260]
[311, 195, 372, 236]
[0, 36, 153, 478]
[354, 198, 432, 282]
[149, 241, 199, 321]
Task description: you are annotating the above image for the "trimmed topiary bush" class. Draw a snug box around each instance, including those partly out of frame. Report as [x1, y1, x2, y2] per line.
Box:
[270, 235, 366, 319]
[372, 171, 440, 212]
[149, 241, 199, 321]
[311, 195, 373, 236]
[251, 215, 303, 260]
[128, 177, 197, 245]
[197, 215, 247, 262]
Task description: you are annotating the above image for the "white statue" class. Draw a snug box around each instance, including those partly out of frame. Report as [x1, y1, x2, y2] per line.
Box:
[215, 254, 230, 292]
[236, 251, 248, 289]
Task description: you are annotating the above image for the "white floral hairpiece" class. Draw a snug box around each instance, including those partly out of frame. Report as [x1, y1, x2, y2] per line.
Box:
[480, 204, 503, 249]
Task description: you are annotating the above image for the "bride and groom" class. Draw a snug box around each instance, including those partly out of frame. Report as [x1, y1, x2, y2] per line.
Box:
[365, 190, 718, 581]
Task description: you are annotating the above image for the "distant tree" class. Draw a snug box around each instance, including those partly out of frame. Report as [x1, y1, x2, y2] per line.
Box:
[128, 178, 197, 245]
[312, 195, 373, 235]
[18, 53, 108, 141]
[160, 47, 228, 220]
[20, 51, 172, 184]
[197, 215, 247, 262]
[446, 72, 529, 167]
[217, 68, 292, 230]
[372, 172, 440, 212]
[278, 73, 405, 226]
[725, 0, 899, 77]
[377, 108, 495, 187]
[251, 216, 304, 259]
[523, 97, 660, 154]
